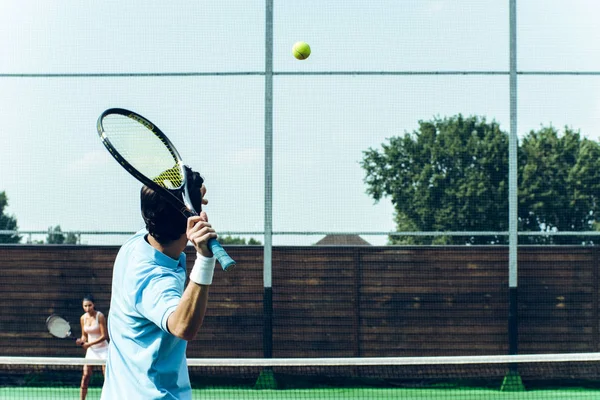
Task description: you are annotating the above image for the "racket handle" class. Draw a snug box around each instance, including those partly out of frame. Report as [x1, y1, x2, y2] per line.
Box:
[208, 238, 236, 271]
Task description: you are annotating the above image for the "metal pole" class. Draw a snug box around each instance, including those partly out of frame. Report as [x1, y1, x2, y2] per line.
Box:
[508, 0, 519, 357]
[263, 0, 274, 359]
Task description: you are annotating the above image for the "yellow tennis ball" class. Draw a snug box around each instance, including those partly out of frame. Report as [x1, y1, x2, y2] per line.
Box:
[293, 41, 311, 60]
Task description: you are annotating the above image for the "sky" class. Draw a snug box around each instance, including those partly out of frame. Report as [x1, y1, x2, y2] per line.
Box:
[1, 0, 600, 245]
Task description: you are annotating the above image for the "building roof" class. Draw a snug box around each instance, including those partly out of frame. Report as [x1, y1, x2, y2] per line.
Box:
[315, 234, 371, 246]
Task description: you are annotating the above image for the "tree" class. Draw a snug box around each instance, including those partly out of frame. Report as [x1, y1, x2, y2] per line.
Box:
[0, 191, 21, 243]
[46, 225, 78, 245]
[66, 232, 79, 244]
[218, 235, 262, 245]
[361, 115, 600, 245]
[361, 115, 509, 244]
[519, 126, 600, 244]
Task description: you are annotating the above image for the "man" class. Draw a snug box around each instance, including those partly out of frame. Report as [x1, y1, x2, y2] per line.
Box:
[101, 168, 218, 399]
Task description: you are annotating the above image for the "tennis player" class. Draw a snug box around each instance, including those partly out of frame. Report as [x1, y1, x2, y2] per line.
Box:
[101, 168, 218, 400]
[76, 294, 108, 400]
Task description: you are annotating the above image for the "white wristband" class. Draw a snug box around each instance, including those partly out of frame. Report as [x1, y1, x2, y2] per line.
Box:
[189, 253, 216, 285]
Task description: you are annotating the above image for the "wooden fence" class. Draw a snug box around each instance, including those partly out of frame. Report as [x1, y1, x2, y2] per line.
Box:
[0, 245, 597, 359]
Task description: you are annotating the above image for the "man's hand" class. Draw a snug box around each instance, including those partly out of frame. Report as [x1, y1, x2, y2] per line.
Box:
[184, 166, 207, 212]
[186, 212, 217, 258]
[199, 184, 208, 207]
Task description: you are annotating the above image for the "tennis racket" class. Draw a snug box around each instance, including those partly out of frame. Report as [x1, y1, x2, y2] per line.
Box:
[96, 108, 236, 271]
[46, 314, 76, 340]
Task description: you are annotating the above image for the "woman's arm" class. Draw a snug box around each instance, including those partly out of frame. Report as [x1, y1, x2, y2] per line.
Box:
[76, 315, 87, 346]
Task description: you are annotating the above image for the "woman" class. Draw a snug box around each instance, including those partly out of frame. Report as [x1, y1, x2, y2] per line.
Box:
[76, 294, 108, 400]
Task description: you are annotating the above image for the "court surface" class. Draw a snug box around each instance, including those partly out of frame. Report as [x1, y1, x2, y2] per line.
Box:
[1, 387, 600, 400]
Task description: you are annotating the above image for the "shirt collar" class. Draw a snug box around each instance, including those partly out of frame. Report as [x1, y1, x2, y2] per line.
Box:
[138, 231, 186, 271]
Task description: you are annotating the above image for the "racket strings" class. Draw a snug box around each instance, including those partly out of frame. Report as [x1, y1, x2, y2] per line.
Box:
[47, 316, 71, 338]
[101, 114, 184, 189]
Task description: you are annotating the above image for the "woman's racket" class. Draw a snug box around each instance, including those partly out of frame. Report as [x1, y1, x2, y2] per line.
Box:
[46, 314, 76, 340]
[96, 108, 236, 271]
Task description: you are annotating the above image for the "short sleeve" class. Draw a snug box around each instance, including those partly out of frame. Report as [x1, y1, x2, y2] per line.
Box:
[135, 268, 183, 333]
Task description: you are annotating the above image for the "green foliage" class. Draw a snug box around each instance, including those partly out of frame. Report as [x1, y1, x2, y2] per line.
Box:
[46, 226, 65, 244]
[362, 115, 600, 245]
[362, 115, 509, 244]
[219, 235, 262, 245]
[0, 191, 21, 243]
[519, 126, 600, 244]
[46, 225, 78, 245]
[65, 232, 79, 244]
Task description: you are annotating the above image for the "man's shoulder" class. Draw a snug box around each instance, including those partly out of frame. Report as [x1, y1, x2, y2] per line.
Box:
[115, 230, 148, 260]
[122, 229, 147, 248]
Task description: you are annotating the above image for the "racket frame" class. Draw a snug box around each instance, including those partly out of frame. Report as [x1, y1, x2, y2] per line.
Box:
[97, 108, 192, 217]
[45, 314, 74, 339]
[96, 108, 236, 271]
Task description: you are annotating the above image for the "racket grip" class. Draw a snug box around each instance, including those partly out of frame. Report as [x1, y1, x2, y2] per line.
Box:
[208, 238, 236, 271]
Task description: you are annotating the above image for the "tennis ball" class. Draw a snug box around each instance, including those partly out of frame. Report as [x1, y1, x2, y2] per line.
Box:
[293, 41, 311, 60]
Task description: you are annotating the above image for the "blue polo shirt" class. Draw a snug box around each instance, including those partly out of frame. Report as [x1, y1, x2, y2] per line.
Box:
[101, 229, 191, 400]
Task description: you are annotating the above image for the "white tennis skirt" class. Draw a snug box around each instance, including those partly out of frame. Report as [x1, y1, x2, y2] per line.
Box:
[85, 342, 109, 360]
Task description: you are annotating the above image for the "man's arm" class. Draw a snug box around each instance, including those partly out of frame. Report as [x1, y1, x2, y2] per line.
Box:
[167, 212, 216, 341]
[167, 279, 210, 341]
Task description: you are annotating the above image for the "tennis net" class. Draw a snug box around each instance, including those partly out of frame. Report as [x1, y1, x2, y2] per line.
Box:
[1, 353, 600, 399]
